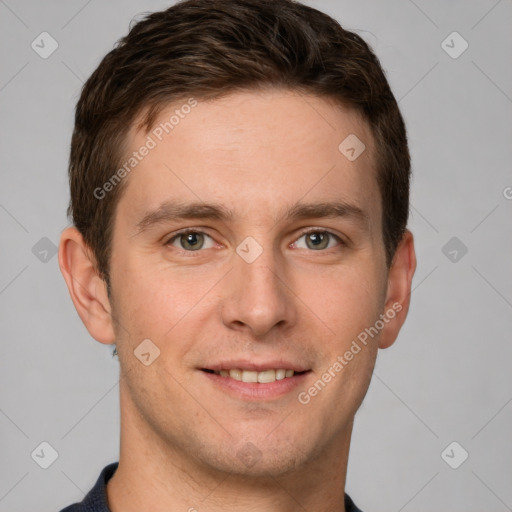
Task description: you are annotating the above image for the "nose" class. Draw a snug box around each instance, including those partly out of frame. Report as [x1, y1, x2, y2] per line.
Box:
[220, 245, 298, 337]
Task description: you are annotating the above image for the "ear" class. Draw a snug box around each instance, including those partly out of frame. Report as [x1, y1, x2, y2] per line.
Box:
[379, 229, 417, 349]
[58, 226, 115, 344]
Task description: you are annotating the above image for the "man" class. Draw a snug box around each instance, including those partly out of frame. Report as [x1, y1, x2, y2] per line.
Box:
[58, 0, 416, 510]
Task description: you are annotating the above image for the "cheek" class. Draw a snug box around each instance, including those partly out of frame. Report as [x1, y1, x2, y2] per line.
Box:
[296, 262, 385, 344]
[110, 255, 219, 346]
[305, 268, 383, 412]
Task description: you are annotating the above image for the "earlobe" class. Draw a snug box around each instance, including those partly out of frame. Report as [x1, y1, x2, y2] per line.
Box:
[58, 227, 116, 344]
[379, 229, 417, 349]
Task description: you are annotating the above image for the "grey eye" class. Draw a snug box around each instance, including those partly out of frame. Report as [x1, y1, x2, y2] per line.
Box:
[169, 232, 215, 251]
[295, 231, 339, 250]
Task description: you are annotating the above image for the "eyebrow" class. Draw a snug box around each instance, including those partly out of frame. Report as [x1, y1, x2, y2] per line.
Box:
[135, 202, 233, 232]
[284, 201, 368, 228]
[134, 199, 369, 234]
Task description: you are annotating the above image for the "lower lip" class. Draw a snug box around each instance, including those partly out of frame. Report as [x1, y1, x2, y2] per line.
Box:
[200, 370, 311, 401]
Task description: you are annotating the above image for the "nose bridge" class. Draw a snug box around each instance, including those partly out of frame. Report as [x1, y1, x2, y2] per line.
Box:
[240, 250, 281, 297]
[221, 239, 296, 336]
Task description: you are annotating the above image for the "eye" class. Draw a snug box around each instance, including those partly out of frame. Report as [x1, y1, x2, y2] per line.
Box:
[293, 230, 342, 251]
[167, 230, 215, 251]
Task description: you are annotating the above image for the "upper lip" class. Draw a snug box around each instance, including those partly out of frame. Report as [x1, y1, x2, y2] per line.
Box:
[201, 359, 311, 372]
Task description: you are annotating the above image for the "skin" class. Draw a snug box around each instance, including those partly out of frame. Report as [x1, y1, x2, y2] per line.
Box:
[59, 88, 416, 512]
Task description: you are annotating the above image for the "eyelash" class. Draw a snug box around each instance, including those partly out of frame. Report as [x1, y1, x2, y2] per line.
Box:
[164, 228, 345, 254]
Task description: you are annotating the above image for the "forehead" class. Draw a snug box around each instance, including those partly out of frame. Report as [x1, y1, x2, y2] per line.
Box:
[118, 89, 380, 229]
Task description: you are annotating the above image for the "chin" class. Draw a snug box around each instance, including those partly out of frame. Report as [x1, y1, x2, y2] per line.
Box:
[196, 434, 314, 479]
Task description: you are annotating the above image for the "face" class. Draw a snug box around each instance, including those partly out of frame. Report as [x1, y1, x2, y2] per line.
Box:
[108, 89, 391, 477]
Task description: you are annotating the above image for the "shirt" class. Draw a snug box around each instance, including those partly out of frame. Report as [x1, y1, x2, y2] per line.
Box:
[59, 462, 364, 512]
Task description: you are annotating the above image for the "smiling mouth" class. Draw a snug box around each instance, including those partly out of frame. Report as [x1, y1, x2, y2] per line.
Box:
[201, 368, 309, 384]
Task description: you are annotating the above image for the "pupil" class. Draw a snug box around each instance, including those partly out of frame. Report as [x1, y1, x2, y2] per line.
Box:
[307, 232, 327, 250]
[183, 232, 202, 250]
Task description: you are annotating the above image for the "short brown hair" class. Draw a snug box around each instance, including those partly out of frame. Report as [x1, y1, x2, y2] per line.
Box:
[68, 0, 411, 284]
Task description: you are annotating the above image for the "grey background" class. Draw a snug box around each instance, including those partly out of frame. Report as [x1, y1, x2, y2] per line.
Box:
[1, 0, 511, 511]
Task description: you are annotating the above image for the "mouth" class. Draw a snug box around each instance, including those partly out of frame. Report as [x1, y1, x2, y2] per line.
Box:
[200, 365, 312, 401]
[201, 368, 308, 383]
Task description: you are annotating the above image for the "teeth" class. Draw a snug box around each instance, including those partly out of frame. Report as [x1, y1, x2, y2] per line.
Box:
[257, 370, 275, 383]
[229, 369, 242, 380]
[275, 369, 286, 380]
[242, 370, 258, 383]
[215, 368, 296, 383]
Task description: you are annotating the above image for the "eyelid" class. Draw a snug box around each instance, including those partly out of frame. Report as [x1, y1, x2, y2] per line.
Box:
[165, 228, 217, 248]
[293, 227, 345, 247]
[165, 227, 211, 240]
[164, 227, 346, 252]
